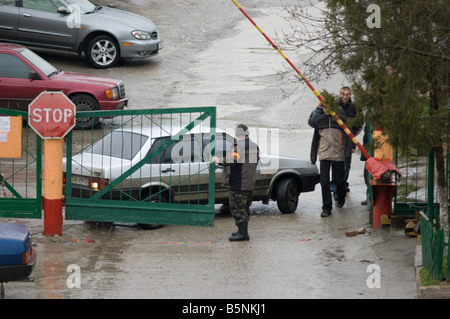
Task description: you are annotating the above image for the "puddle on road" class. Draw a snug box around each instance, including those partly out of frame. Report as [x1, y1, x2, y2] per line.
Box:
[24, 222, 139, 298]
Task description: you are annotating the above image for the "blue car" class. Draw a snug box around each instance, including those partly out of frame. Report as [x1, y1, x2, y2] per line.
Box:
[0, 222, 36, 299]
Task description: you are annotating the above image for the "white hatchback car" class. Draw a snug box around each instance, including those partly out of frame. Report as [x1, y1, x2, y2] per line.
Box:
[63, 126, 320, 214]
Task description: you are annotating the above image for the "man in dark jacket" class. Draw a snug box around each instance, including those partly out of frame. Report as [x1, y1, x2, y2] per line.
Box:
[213, 124, 260, 241]
[309, 102, 348, 217]
[331, 87, 363, 199]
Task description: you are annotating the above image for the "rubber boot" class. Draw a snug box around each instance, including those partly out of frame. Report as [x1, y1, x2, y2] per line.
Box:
[229, 225, 250, 241]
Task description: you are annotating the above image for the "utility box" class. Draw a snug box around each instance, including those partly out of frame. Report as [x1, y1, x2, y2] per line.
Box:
[373, 128, 393, 161]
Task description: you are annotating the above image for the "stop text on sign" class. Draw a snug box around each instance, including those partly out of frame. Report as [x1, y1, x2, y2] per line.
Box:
[31, 107, 74, 123]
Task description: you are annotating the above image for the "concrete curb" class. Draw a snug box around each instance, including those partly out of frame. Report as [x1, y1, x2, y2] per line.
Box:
[415, 244, 450, 299]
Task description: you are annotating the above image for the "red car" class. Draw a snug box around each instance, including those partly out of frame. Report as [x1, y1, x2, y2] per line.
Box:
[0, 43, 128, 129]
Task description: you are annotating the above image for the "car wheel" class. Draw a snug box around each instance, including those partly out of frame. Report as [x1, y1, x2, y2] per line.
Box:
[86, 35, 120, 69]
[276, 177, 299, 214]
[137, 189, 166, 230]
[70, 94, 100, 129]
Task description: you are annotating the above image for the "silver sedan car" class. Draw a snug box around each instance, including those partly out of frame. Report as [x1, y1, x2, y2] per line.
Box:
[63, 127, 320, 214]
[0, 0, 163, 68]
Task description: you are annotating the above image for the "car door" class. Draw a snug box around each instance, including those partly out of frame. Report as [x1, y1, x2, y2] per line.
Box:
[0, 52, 47, 110]
[138, 135, 209, 204]
[0, 0, 19, 41]
[17, 0, 78, 49]
[201, 132, 236, 202]
[162, 134, 209, 204]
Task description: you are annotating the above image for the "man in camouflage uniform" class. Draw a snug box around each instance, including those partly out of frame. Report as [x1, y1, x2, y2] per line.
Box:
[213, 124, 260, 241]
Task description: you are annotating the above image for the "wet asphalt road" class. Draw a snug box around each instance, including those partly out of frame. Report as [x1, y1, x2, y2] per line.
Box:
[1, 0, 418, 300]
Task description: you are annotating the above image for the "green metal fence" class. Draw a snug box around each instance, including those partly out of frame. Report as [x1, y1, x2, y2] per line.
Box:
[391, 146, 448, 217]
[0, 109, 42, 218]
[64, 107, 217, 227]
[393, 149, 432, 216]
[420, 211, 449, 281]
[409, 147, 449, 282]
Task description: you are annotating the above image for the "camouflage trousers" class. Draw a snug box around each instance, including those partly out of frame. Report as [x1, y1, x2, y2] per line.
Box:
[229, 189, 253, 227]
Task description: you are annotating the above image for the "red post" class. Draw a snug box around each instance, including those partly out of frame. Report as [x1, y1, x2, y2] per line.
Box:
[371, 180, 396, 228]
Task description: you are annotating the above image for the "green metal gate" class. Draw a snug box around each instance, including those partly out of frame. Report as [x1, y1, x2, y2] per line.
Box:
[0, 109, 42, 218]
[64, 107, 217, 227]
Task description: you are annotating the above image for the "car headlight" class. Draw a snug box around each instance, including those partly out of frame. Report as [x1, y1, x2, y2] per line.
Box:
[105, 87, 119, 100]
[132, 30, 151, 40]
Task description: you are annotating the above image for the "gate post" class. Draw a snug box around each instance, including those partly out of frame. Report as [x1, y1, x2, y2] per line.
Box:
[28, 92, 76, 236]
[43, 139, 64, 236]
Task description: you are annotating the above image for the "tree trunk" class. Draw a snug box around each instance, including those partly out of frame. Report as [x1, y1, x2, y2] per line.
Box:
[435, 144, 449, 242]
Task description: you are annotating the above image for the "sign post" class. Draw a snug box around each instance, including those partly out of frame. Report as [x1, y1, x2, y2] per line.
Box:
[28, 92, 76, 236]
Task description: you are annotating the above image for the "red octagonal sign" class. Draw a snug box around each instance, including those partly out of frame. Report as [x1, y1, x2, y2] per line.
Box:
[29, 91, 76, 139]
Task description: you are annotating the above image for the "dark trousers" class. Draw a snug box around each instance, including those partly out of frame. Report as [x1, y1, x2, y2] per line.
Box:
[320, 160, 345, 212]
[331, 160, 351, 197]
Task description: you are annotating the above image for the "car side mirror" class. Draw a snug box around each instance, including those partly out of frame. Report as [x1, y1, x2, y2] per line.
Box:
[29, 71, 42, 81]
[57, 6, 71, 14]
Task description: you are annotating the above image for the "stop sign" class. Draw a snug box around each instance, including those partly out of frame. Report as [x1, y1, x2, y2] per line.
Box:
[28, 91, 76, 139]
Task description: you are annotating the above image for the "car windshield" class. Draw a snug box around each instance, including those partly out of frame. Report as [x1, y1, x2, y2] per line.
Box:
[19, 48, 58, 77]
[85, 131, 149, 160]
[63, 0, 95, 13]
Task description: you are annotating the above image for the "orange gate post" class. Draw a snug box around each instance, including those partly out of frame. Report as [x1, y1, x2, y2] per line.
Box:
[43, 139, 65, 235]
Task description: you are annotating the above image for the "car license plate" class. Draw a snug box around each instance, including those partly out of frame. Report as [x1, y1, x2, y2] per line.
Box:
[71, 175, 89, 187]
